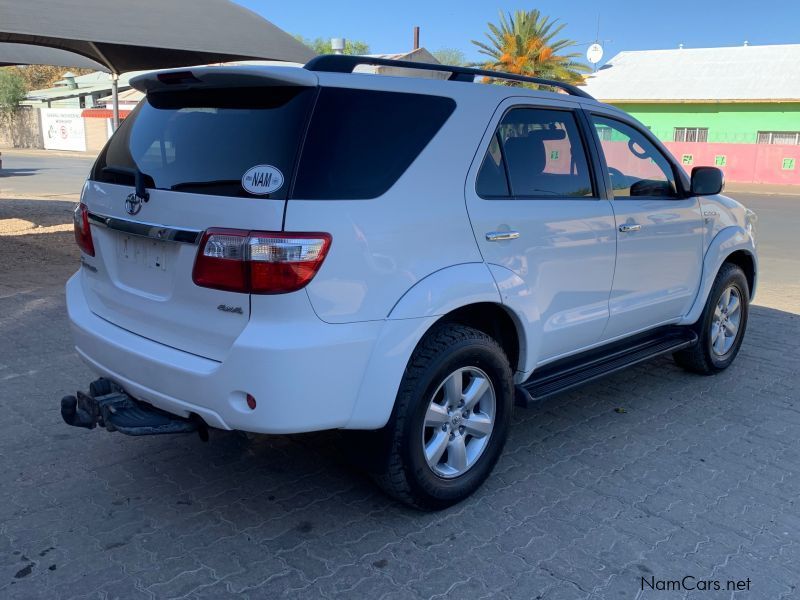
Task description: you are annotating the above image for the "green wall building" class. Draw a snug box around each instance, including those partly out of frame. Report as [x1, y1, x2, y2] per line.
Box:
[583, 44, 800, 146]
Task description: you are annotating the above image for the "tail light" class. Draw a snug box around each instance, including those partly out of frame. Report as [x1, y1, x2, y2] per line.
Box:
[73, 203, 95, 256]
[193, 229, 331, 294]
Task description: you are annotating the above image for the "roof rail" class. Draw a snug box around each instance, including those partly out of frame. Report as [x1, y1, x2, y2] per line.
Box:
[303, 54, 595, 100]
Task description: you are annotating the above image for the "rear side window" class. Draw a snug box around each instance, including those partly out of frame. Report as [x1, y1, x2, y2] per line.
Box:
[293, 88, 456, 199]
[91, 87, 316, 199]
[476, 133, 509, 197]
[476, 107, 595, 199]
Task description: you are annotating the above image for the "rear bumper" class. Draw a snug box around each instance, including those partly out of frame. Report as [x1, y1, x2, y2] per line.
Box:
[66, 273, 383, 433]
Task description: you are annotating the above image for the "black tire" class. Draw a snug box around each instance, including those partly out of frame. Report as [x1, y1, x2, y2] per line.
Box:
[373, 323, 514, 510]
[673, 263, 749, 374]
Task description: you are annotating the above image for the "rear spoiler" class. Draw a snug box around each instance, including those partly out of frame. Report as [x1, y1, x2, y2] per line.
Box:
[130, 65, 318, 94]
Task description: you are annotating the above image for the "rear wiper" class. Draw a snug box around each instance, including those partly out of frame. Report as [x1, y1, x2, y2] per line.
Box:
[170, 180, 241, 191]
[102, 166, 151, 202]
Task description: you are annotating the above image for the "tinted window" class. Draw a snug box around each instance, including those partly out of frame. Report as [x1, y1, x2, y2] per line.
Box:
[477, 107, 594, 199]
[476, 134, 509, 197]
[293, 88, 455, 199]
[591, 115, 677, 198]
[92, 87, 316, 198]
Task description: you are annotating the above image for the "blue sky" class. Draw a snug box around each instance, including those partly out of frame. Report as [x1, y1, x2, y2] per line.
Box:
[238, 0, 799, 65]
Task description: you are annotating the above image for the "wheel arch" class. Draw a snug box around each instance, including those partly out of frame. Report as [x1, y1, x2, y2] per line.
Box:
[348, 260, 532, 430]
[679, 226, 758, 326]
[347, 299, 525, 430]
[724, 249, 756, 299]
[434, 302, 522, 375]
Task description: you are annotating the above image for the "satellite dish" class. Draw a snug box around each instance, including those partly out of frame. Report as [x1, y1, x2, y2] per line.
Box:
[586, 43, 604, 64]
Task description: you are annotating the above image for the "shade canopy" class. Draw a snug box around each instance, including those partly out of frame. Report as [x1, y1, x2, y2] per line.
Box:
[0, 43, 106, 69]
[0, 0, 315, 74]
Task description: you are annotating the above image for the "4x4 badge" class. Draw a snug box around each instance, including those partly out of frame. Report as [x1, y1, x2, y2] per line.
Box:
[125, 192, 146, 216]
[217, 304, 244, 315]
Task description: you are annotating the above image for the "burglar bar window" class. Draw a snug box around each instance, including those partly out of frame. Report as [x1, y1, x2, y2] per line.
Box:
[757, 131, 800, 145]
[595, 125, 613, 141]
[674, 127, 709, 142]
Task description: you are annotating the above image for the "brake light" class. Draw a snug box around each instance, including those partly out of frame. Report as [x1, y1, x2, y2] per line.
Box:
[73, 203, 95, 256]
[192, 229, 332, 294]
[156, 71, 200, 84]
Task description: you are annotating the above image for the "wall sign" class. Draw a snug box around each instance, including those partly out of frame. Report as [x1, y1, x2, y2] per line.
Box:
[782, 158, 796, 171]
[40, 108, 86, 152]
[682, 154, 693, 165]
[714, 155, 727, 166]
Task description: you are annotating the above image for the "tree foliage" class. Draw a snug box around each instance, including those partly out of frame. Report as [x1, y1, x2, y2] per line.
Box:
[472, 10, 590, 84]
[295, 35, 370, 56]
[431, 48, 467, 66]
[10, 65, 95, 91]
[0, 68, 27, 114]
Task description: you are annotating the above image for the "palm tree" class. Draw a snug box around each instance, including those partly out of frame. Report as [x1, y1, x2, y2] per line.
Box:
[472, 10, 590, 85]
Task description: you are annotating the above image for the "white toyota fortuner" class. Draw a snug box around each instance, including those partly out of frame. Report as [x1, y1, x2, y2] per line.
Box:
[63, 56, 758, 509]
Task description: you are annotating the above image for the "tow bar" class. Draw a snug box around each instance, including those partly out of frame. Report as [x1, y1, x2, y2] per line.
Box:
[61, 378, 208, 440]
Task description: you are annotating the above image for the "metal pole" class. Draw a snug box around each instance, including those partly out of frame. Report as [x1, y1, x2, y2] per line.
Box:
[111, 72, 120, 130]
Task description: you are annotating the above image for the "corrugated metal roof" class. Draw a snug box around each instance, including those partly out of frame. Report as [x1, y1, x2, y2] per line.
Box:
[582, 44, 800, 102]
[97, 87, 143, 105]
[364, 48, 439, 62]
[24, 70, 140, 101]
[358, 48, 448, 79]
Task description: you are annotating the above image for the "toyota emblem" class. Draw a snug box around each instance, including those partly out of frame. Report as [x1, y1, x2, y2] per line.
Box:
[124, 192, 145, 216]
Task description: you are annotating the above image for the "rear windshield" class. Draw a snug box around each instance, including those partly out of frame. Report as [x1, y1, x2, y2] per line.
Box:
[91, 85, 455, 200]
[91, 87, 316, 199]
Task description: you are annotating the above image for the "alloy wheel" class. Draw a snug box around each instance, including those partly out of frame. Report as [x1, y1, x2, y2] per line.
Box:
[421, 366, 496, 478]
[710, 285, 742, 356]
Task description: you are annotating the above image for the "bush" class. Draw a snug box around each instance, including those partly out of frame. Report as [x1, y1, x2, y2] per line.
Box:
[295, 35, 370, 56]
[0, 68, 27, 115]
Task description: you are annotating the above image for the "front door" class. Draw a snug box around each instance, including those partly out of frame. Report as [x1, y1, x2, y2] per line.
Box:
[588, 112, 704, 341]
[466, 100, 617, 366]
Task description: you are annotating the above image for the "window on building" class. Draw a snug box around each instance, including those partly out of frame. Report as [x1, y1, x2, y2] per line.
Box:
[756, 131, 800, 145]
[674, 127, 709, 143]
[595, 125, 613, 141]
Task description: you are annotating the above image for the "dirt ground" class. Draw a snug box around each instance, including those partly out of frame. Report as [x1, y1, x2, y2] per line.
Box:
[0, 198, 77, 298]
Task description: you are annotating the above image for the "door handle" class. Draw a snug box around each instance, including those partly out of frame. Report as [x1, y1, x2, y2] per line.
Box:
[485, 231, 520, 242]
[618, 224, 642, 233]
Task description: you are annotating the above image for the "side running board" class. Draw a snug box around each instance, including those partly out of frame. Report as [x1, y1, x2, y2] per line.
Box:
[516, 326, 698, 406]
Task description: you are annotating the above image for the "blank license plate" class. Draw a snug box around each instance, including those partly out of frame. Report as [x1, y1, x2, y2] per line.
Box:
[118, 235, 168, 271]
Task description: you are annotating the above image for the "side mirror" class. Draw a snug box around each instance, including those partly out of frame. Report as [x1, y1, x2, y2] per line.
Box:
[630, 178, 672, 197]
[690, 166, 724, 196]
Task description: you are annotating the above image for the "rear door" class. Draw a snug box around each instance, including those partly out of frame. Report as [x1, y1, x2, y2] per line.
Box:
[80, 80, 317, 361]
[465, 99, 617, 363]
[587, 111, 704, 340]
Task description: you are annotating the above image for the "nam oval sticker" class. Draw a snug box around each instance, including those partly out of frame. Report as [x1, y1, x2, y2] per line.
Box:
[242, 164, 284, 195]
